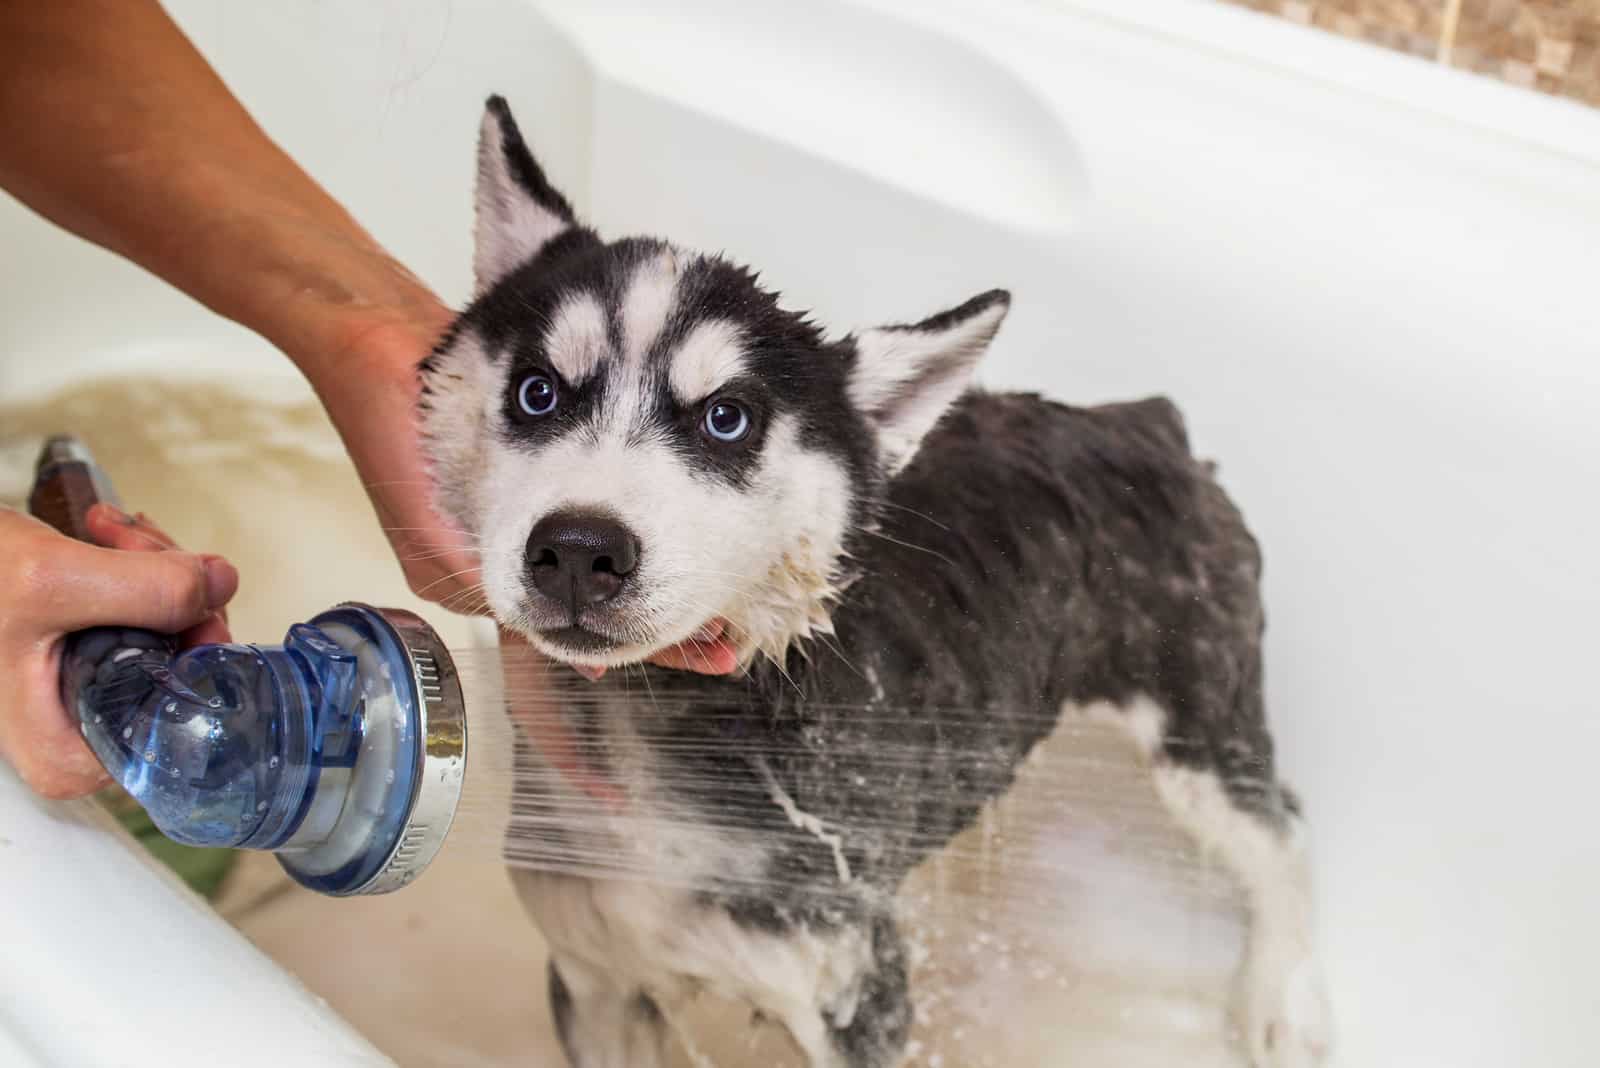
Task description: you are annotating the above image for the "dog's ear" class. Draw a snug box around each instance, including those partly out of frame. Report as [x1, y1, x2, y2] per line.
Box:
[474, 95, 576, 293]
[849, 289, 1010, 475]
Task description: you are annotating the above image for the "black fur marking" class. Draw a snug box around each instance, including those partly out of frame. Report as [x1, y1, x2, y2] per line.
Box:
[500, 357, 608, 450]
[416, 311, 471, 388]
[546, 960, 666, 1068]
[547, 960, 577, 1062]
[655, 373, 773, 486]
[455, 230, 875, 496]
[630, 991, 664, 1025]
[875, 287, 1011, 334]
[660, 256, 867, 490]
[829, 913, 911, 1068]
[485, 94, 576, 225]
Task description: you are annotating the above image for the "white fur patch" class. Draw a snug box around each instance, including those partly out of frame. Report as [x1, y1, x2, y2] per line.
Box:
[1066, 695, 1331, 1065]
[1076, 694, 1168, 758]
[851, 299, 1008, 475]
[1148, 767, 1330, 1067]
[668, 319, 747, 404]
[543, 293, 609, 385]
[518, 869, 870, 1068]
[621, 251, 682, 367]
[418, 327, 500, 532]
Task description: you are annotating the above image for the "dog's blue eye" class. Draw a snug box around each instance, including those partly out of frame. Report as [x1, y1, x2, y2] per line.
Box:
[517, 373, 558, 417]
[704, 400, 750, 442]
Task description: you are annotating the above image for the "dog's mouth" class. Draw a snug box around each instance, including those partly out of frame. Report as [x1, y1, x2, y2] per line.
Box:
[529, 616, 740, 681]
[536, 624, 624, 656]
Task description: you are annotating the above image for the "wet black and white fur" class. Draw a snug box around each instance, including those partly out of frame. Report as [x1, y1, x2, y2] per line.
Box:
[421, 97, 1331, 1068]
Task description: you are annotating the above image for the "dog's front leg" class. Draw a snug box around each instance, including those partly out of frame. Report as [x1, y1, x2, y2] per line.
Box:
[547, 956, 668, 1068]
[777, 912, 912, 1068]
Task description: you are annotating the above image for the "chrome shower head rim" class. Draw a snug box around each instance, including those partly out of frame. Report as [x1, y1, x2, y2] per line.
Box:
[347, 604, 468, 895]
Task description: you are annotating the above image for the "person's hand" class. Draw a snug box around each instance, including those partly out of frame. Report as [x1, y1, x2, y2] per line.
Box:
[0, 504, 238, 799]
[309, 303, 485, 612]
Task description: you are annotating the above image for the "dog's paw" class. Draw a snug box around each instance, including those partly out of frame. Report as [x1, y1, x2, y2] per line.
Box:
[1234, 949, 1332, 1068]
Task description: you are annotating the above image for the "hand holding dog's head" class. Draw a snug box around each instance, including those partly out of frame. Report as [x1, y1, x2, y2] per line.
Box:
[421, 97, 1009, 668]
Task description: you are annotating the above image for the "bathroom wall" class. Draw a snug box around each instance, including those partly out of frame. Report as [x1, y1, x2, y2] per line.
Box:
[1220, 0, 1600, 106]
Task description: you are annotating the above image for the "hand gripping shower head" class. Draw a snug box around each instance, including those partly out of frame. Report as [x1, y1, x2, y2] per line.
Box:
[29, 436, 467, 896]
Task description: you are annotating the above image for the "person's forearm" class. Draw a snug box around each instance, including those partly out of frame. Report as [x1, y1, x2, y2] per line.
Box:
[0, 0, 449, 378]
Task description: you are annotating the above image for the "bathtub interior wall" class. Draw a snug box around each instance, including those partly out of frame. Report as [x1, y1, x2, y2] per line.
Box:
[1, 1, 1598, 1066]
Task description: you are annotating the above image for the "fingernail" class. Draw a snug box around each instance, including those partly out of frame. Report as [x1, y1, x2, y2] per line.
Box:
[95, 503, 132, 525]
[202, 556, 238, 608]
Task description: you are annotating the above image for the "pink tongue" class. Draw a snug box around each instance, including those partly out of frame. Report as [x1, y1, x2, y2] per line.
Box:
[571, 620, 736, 681]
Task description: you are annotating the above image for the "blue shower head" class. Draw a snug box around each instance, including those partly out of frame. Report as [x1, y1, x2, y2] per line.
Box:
[31, 436, 466, 896]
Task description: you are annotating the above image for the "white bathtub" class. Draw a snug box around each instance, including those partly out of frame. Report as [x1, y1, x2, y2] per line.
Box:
[3, 1, 1598, 1065]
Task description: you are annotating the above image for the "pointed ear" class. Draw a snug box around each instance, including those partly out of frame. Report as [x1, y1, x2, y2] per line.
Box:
[849, 289, 1010, 474]
[474, 95, 576, 293]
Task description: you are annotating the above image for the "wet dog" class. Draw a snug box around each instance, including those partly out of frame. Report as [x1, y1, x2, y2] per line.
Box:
[420, 96, 1330, 1068]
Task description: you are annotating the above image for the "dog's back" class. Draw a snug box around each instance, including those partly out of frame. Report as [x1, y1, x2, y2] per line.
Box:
[627, 391, 1276, 899]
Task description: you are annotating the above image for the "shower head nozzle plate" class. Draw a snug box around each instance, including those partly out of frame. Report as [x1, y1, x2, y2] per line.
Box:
[275, 603, 467, 897]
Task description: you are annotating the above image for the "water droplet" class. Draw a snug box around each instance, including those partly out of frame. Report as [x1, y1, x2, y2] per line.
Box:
[170, 767, 180, 778]
[384, 769, 395, 785]
[93, 714, 103, 725]
[122, 727, 132, 740]
[164, 701, 177, 714]
[268, 755, 280, 769]
[256, 801, 268, 813]
[207, 696, 223, 709]
[144, 749, 155, 763]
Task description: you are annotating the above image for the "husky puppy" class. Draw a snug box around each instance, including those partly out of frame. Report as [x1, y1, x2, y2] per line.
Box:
[420, 96, 1330, 1068]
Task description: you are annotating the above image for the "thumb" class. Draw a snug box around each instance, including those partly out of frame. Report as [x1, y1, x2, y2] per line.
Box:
[38, 537, 239, 634]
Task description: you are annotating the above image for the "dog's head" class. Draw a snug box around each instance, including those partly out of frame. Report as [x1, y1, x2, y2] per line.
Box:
[421, 97, 1009, 668]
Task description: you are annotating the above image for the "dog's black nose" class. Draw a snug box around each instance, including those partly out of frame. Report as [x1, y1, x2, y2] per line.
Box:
[525, 511, 640, 608]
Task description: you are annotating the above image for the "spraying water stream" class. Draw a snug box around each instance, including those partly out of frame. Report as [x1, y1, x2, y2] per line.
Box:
[2, 374, 1251, 1067]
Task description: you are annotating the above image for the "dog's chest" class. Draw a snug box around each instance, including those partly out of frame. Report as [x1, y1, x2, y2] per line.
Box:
[512, 868, 872, 1032]
[505, 694, 771, 887]
[506, 699, 877, 1038]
